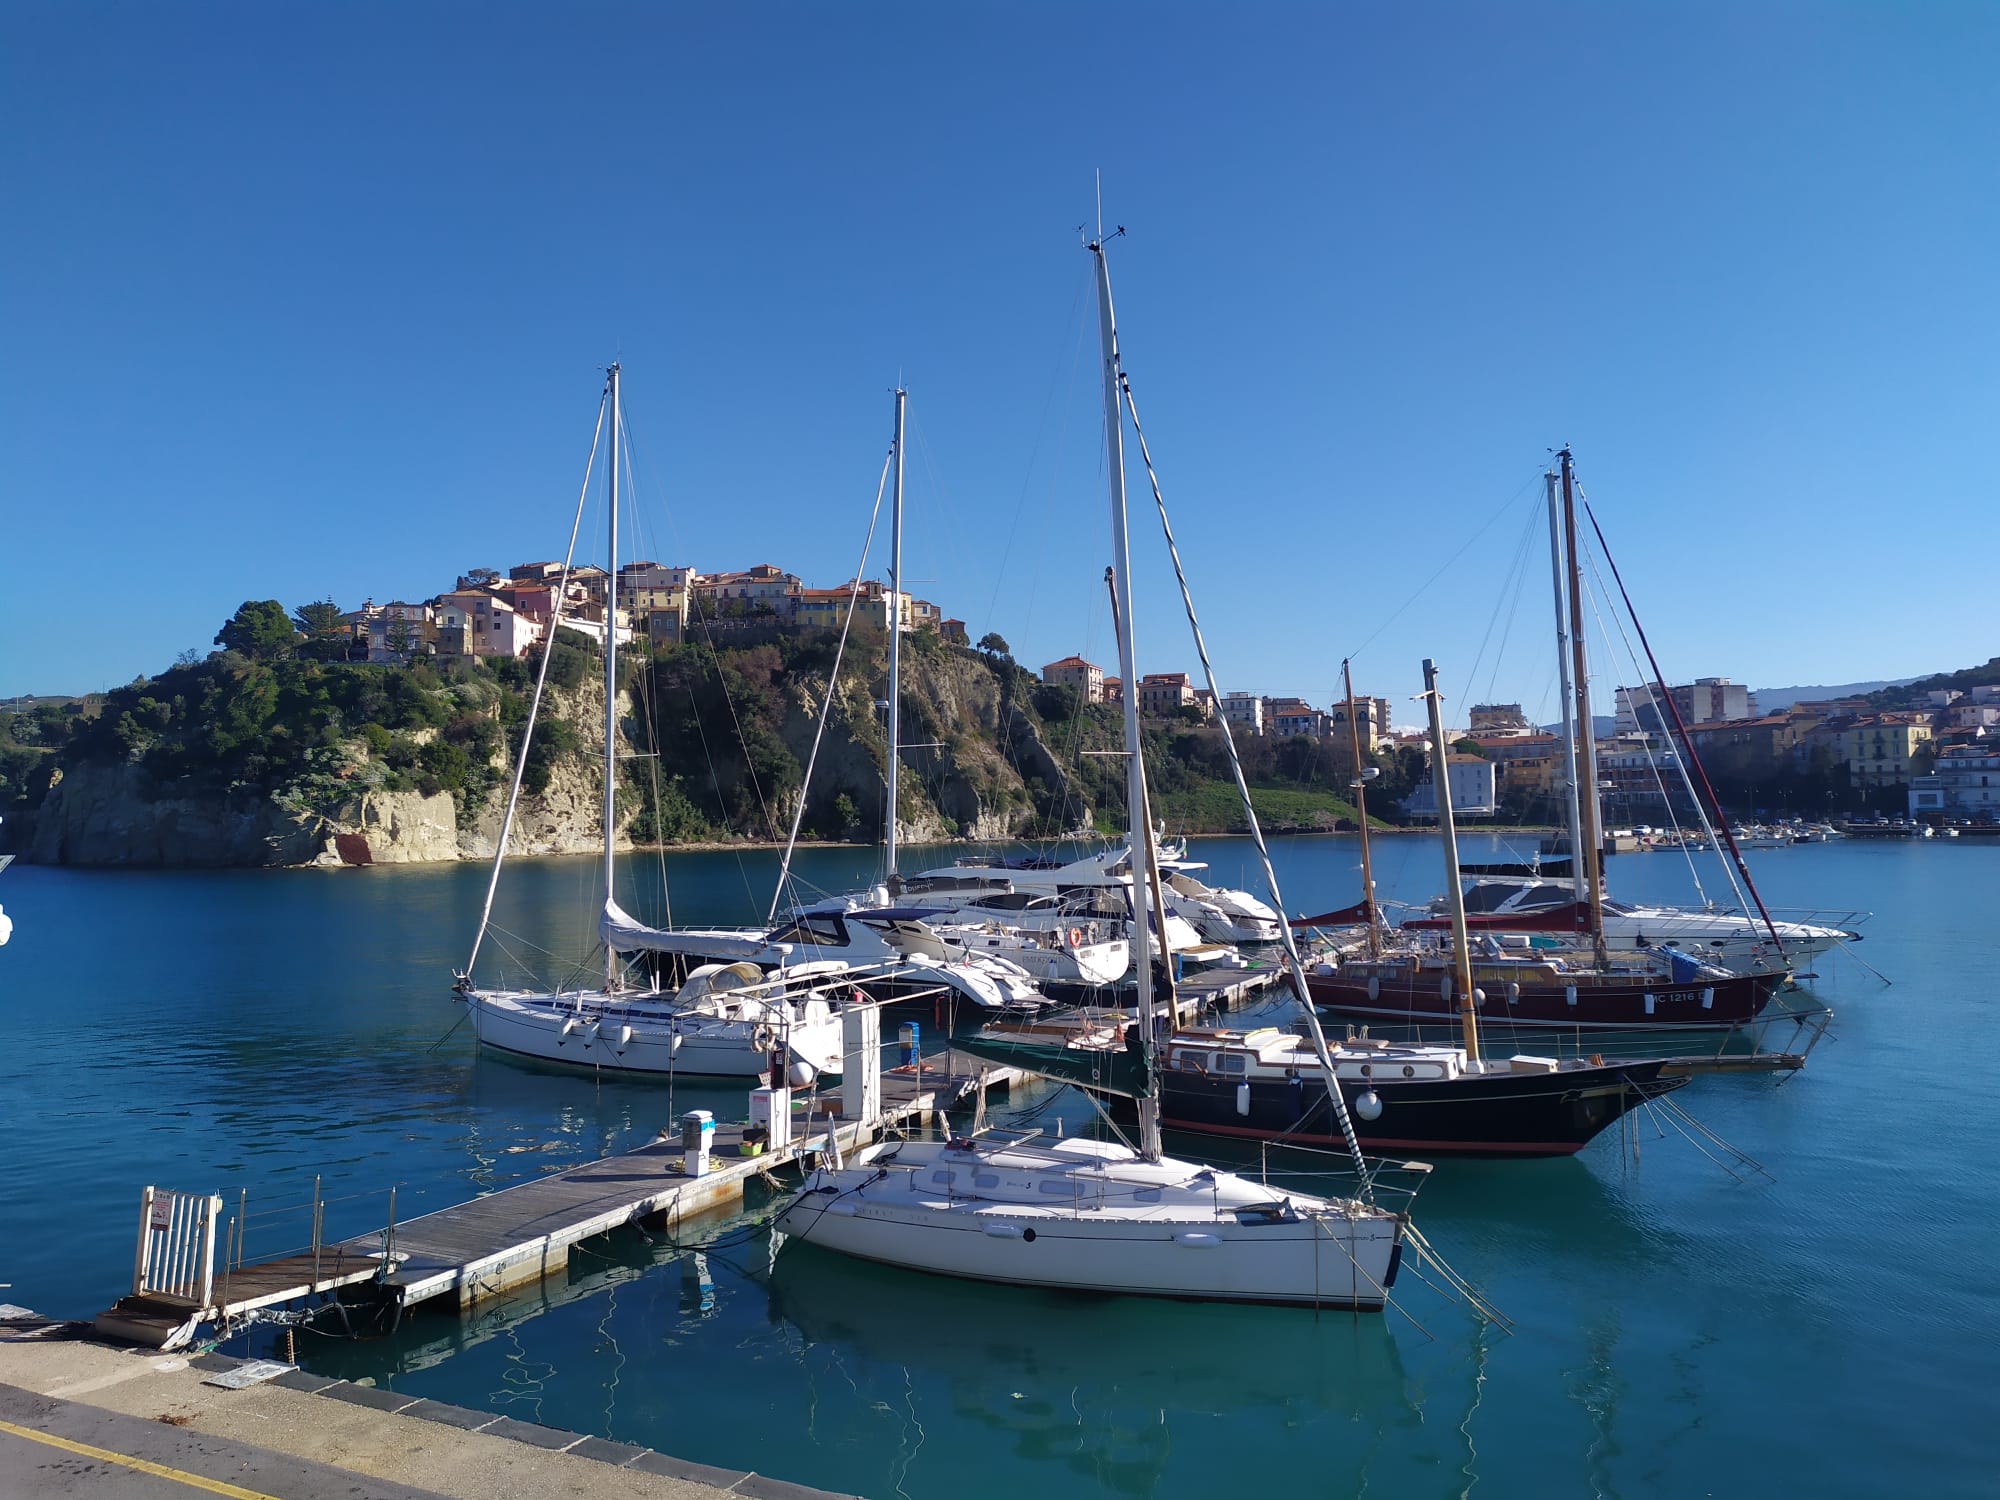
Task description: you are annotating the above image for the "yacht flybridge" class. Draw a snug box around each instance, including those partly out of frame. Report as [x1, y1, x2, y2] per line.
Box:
[776, 228, 1413, 1309]
[599, 894, 1053, 1013]
[901, 848, 1217, 958]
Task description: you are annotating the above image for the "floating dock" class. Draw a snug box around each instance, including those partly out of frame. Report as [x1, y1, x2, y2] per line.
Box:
[96, 1035, 1027, 1349]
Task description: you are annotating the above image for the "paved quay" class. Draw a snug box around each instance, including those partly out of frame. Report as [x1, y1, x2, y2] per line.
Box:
[0, 1336, 848, 1500]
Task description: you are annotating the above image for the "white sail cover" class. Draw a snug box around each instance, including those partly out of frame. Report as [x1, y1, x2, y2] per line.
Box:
[599, 899, 774, 960]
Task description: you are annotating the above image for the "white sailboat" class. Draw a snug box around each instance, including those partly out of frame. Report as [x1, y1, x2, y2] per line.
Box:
[453, 365, 846, 1081]
[776, 232, 1411, 1308]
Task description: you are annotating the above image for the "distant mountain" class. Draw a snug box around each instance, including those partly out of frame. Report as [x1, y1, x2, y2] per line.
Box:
[1752, 679, 1920, 712]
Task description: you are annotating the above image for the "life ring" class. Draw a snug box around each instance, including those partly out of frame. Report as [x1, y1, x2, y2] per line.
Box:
[1067, 926, 1084, 948]
[753, 1024, 775, 1051]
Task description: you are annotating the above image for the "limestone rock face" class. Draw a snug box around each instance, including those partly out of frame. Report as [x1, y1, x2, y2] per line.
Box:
[19, 653, 1071, 867]
[317, 788, 461, 865]
[30, 762, 327, 867]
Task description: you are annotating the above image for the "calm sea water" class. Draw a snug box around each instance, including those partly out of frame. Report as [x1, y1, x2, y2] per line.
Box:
[3, 833, 1996, 1498]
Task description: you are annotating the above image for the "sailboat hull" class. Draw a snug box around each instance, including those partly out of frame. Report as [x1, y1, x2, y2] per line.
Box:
[1305, 967, 1779, 1029]
[775, 1139, 1404, 1309]
[1154, 1060, 1687, 1157]
[466, 990, 844, 1078]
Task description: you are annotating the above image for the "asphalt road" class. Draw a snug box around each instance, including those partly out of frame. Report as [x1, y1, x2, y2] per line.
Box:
[0, 1383, 449, 1500]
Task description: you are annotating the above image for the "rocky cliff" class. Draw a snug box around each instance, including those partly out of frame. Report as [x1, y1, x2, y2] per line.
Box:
[27, 677, 628, 868]
[9, 632, 1113, 869]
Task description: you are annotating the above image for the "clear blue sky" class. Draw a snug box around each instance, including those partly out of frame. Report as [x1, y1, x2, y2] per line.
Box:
[4, 3, 1994, 726]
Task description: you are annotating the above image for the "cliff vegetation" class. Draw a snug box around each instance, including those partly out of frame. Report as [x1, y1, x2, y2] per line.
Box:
[2, 604, 1381, 866]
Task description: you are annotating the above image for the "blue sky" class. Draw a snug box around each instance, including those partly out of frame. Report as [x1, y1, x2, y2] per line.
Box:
[4, 3, 1994, 725]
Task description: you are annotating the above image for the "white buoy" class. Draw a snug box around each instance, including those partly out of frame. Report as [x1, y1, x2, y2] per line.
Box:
[1354, 1090, 1384, 1121]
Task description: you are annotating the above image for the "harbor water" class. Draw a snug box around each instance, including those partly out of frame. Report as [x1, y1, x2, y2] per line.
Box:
[2, 833, 1995, 1498]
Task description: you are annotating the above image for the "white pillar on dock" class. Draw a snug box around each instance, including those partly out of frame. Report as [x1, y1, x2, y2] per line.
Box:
[841, 1005, 882, 1127]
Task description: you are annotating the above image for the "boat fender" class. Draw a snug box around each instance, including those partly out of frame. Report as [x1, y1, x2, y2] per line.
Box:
[1366, 976, 1381, 1001]
[1354, 1090, 1383, 1121]
[788, 1059, 818, 1089]
[1440, 973, 1454, 1003]
[1473, 987, 1486, 1008]
[1235, 1081, 1251, 1117]
[1507, 981, 1521, 1003]
[617, 1024, 633, 1049]
[983, 1222, 1025, 1240]
[559, 1016, 580, 1043]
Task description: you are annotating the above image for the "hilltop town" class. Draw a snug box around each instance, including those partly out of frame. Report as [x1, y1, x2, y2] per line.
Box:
[1039, 657, 2000, 827]
[3, 537, 1994, 866]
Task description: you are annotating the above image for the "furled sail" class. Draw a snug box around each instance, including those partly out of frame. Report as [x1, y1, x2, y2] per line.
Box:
[599, 899, 774, 960]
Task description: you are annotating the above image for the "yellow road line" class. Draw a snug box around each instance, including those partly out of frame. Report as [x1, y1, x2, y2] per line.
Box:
[0, 1415, 286, 1499]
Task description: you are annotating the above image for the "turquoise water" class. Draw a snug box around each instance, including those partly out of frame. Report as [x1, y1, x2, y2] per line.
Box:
[3, 835, 1996, 1497]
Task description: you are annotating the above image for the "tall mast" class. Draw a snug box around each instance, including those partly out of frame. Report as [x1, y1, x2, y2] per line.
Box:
[1545, 465, 1587, 905]
[1422, 659, 1481, 1064]
[1091, 235, 1162, 1163]
[884, 387, 906, 888]
[1559, 447, 1608, 955]
[602, 362, 622, 991]
[1342, 658, 1380, 958]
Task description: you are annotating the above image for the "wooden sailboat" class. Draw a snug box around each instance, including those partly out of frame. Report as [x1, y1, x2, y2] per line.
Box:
[1156, 660, 1688, 1157]
[1307, 453, 1789, 1027]
[773, 232, 1411, 1309]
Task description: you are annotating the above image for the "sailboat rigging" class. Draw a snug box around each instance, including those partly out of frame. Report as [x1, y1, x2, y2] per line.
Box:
[773, 230, 1411, 1308]
[1414, 448, 1859, 972]
[452, 364, 846, 1080]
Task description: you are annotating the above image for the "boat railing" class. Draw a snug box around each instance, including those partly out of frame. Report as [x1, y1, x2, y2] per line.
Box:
[1248, 1140, 1431, 1212]
[1756, 905, 1873, 930]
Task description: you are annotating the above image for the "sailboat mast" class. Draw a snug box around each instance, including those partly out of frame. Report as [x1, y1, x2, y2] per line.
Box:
[602, 362, 622, 992]
[884, 387, 906, 887]
[1422, 659, 1482, 1064]
[1342, 658, 1379, 958]
[1545, 465, 1587, 906]
[1091, 237, 1162, 1163]
[1559, 447, 1608, 953]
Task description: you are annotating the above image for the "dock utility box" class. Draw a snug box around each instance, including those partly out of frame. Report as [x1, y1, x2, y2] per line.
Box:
[749, 1087, 793, 1151]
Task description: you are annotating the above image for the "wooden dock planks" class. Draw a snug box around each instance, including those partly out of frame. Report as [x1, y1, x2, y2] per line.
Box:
[216, 1057, 1029, 1321]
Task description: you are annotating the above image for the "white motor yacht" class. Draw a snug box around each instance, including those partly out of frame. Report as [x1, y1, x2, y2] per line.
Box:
[1157, 846, 1283, 943]
[1428, 874, 1863, 970]
[900, 851, 1216, 956]
[614, 897, 1053, 1013]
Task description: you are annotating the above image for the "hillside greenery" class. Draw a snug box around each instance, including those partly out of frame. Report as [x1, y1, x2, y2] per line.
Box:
[2, 600, 1425, 852]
